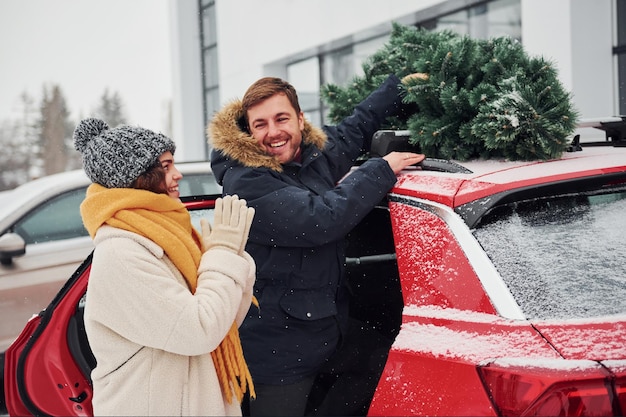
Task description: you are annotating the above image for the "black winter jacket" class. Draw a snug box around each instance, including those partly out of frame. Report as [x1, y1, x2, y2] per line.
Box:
[209, 74, 411, 384]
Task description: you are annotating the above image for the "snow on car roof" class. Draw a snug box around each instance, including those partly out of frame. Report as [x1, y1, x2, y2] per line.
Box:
[0, 170, 90, 227]
[393, 146, 626, 208]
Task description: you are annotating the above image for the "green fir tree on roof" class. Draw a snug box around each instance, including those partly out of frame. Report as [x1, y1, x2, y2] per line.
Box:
[321, 23, 580, 161]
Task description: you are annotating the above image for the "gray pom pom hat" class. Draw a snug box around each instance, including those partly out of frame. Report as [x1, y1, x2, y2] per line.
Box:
[73, 118, 176, 189]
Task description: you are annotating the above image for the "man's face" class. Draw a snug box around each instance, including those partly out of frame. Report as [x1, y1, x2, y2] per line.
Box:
[247, 93, 305, 164]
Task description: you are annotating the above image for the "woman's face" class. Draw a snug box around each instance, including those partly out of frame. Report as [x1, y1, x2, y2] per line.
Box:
[159, 151, 183, 200]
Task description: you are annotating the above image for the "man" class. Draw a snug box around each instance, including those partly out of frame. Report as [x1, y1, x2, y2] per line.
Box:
[208, 74, 424, 416]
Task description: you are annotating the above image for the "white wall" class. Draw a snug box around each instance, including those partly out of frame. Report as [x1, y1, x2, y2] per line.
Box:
[171, 0, 619, 156]
[169, 0, 205, 162]
[214, 0, 440, 101]
[521, 0, 614, 123]
[216, 0, 617, 118]
[570, 0, 614, 119]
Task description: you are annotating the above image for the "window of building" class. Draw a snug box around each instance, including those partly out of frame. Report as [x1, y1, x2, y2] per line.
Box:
[615, 0, 626, 115]
[278, 0, 521, 127]
[287, 57, 322, 126]
[199, 0, 219, 127]
[433, 0, 521, 40]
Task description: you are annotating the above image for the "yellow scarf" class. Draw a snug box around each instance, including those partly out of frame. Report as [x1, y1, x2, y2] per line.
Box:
[81, 183, 254, 403]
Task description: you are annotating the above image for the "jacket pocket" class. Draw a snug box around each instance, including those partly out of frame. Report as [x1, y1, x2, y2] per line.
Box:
[279, 288, 337, 320]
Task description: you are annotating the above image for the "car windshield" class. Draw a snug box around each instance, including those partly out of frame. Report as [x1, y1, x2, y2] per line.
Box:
[473, 187, 626, 320]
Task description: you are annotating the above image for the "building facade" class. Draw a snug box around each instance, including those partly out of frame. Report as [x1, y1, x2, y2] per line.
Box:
[170, 0, 617, 161]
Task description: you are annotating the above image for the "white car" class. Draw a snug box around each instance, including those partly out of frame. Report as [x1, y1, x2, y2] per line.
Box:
[0, 162, 220, 351]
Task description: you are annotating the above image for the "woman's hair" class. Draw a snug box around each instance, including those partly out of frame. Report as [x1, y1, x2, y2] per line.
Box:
[131, 160, 168, 194]
[241, 77, 301, 128]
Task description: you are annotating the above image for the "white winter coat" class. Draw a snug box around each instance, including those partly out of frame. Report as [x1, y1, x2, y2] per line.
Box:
[84, 225, 254, 416]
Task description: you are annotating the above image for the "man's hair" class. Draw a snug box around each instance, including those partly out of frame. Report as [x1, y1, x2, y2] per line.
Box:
[131, 160, 168, 195]
[241, 77, 301, 127]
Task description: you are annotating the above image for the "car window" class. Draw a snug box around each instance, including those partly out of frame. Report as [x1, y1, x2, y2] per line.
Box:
[13, 187, 88, 244]
[178, 173, 221, 197]
[188, 208, 215, 231]
[473, 188, 626, 320]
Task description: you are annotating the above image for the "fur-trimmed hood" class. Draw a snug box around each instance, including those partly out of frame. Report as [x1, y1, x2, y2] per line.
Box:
[207, 99, 328, 172]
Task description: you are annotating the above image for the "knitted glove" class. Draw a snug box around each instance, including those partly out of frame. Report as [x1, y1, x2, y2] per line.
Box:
[201, 195, 255, 256]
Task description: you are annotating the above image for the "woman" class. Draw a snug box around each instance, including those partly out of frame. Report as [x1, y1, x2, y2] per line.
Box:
[73, 118, 255, 416]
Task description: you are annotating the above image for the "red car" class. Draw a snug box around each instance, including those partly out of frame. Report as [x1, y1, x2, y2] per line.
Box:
[3, 121, 626, 416]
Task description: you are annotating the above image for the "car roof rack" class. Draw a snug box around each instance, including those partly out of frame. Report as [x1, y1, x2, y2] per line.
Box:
[569, 116, 626, 151]
[370, 130, 473, 173]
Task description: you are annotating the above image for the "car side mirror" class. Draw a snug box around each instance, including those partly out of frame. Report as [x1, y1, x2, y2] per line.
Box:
[0, 233, 26, 265]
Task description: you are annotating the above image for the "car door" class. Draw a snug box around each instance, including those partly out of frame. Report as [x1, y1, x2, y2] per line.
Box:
[0, 187, 93, 352]
[3, 195, 219, 417]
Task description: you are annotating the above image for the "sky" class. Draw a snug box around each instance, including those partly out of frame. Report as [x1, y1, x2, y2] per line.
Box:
[0, 0, 172, 132]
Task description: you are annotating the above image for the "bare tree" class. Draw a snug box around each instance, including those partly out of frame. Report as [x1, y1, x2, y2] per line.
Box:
[19, 91, 42, 177]
[0, 92, 40, 189]
[0, 120, 27, 190]
[39, 84, 74, 176]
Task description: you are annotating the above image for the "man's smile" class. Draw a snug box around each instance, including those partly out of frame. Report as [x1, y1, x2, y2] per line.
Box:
[269, 140, 287, 148]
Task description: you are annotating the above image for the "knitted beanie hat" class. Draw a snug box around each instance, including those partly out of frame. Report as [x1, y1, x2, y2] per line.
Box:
[73, 118, 176, 189]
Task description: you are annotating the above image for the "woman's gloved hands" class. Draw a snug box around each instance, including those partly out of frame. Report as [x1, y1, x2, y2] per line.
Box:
[200, 195, 255, 256]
